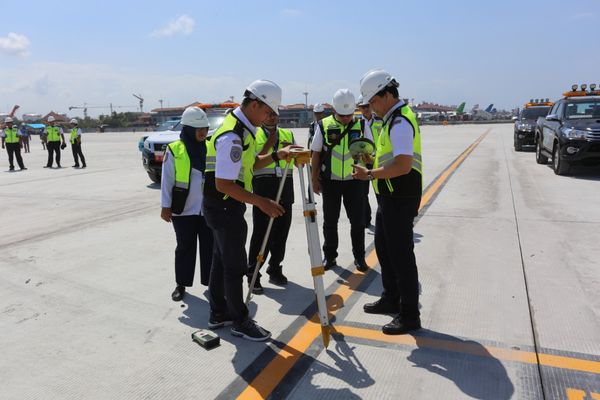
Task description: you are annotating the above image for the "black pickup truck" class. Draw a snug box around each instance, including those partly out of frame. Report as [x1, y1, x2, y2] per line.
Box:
[514, 100, 552, 151]
[535, 86, 600, 175]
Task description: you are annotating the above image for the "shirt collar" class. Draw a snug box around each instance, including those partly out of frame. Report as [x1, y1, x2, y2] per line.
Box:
[233, 107, 257, 135]
[383, 100, 405, 125]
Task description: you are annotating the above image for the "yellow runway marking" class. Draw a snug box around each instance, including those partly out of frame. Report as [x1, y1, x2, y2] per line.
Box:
[334, 325, 600, 375]
[237, 130, 489, 400]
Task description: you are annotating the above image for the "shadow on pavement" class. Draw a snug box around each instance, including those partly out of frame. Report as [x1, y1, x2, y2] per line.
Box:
[408, 330, 514, 400]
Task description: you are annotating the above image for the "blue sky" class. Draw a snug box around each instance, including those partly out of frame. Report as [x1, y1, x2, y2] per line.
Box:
[1, 0, 599, 117]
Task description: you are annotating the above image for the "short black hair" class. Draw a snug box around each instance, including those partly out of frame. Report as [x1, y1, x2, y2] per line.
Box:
[374, 85, 399, 99]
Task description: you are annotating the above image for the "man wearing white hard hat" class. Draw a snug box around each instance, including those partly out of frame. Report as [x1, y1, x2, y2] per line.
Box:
[1, 117, 27, 171]
[69, 119, 87, 168]
[43, 116, 66, 168]
[307, 102, 326, 148]
[353, 69, 423, 335]
[161, 106, 214, 302]
[203, 80, 301, 341]
[310, 89, 369, 272]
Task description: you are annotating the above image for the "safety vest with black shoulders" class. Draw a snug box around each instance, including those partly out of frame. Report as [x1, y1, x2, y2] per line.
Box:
[373, 104, 423, 198]
[318, 115, 363, 181]
[70, 128, 80, 144]
[204, 113, 255, 201]
[253, 127, 295, 177]
[166, 140, 193, 214]
[46, 126, 61, 142]
[3, 128, 19, 144]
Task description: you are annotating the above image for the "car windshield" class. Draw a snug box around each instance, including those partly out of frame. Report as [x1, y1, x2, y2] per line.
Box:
[564, 101, 600, 119]
[156, 120, 181, 131]
[520, 107, 549, 120]
[207, 114, 226, 129]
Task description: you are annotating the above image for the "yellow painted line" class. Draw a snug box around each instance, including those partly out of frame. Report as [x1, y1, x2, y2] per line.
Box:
[335, 325, 600, 375]
[237, 130, 489, 400]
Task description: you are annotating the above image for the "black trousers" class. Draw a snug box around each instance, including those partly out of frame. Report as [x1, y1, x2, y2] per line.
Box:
[248, 202, 293, 273]
[363, 180, 372, 226]
[321, 179, 365, 261]
[71, 142, 86, 166]
[46, 141, 61, 166]
[203, 197, 249, 324]
[375, 195, 421, 319]
[172, 214, 214, 287]
[6, 143, 25, 169]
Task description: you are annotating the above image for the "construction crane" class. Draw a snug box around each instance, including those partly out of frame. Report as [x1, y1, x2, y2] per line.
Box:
[68, 103, 136, 118]
[132, 94, 144, 113]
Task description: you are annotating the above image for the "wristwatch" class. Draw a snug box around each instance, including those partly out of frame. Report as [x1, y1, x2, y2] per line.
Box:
[367, 170, 375, 180]
[271, 151, 280, 162]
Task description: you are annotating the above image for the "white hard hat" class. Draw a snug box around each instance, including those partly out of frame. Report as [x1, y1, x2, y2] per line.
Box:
[360, 69, 399, 102]
[47, 116, 55, 122]
[181, 106, 209, 128]
[4, 117, 13, 123]
[313, 103, 325, 113]
[245, 79, 282, 115]
[357, 95, 369, 107]
[332, 89, 356, 116]
[70, 118, 78, 124]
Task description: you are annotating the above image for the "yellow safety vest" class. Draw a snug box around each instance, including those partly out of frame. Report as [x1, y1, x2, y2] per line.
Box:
[4, 128, 19, 144]
[70, 128, 80, 144]
[46, 126, 61, 142]
[204, 113, 255, 200]
[253, 127, 295, 177]
[167, 140, 192, 213]
[319, 115, 362, 181]
[373, 103, 423, 198]
[370, 118, 383, 145]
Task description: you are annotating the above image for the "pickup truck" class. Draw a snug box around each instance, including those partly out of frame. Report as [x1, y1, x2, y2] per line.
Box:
[535, 85, 600, 175]
[514, 100, 552, 151]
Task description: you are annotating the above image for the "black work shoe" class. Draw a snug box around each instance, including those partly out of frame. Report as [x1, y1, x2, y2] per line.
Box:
[363, 298, 400, 314]
[44, 165, 51, 168]
[354, 258, 369, 272]
[9, 166, 15, 171]
[72, 164, 80, 168]
[208, 312, 234, 329]
[382, 316, 421, 335]
[20, 167, 27, 170]
[267, 266, 288, 286]
[171, 285, 185, 301]
[81, 164, 87, 169]
[231, 319, 271, 341]
[323, 259, 338, 271]
[57, 164, 62, 168]
[247, 275, 264, 295]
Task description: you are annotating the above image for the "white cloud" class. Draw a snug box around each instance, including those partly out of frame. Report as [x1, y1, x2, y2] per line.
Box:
[0, 32, 31, 57]
[150, 15, 195, 38]
[281, 9, 301, 17]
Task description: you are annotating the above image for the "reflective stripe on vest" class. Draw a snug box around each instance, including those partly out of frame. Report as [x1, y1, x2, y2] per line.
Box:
[70, 128, 79, 144]
[253, 127, 295, 177]
[167, 140, 191, 189]
[373, 104, 423, 196]
[4, 128, 19, 144]
[320, 115, 362, 181]
[204, 113, 255, 199]
[47, 126, 61, 142]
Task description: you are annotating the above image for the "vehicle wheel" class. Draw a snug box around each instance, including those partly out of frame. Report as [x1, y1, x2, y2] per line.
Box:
[552, 144, 570, 175]
[514, 136, 522, 152]
[148, 171, 161, 184]
[535, 138, 548, 164]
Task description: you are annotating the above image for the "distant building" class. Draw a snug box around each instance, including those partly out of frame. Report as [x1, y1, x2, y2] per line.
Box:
[43, 111, 68, 123]
[279, 103, 334, 128]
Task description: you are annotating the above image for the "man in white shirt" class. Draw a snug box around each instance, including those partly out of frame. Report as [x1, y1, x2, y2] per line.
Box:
[68, 119, 87, 168]
[43, 116, 66, 168]
[354, 69, 423, 335]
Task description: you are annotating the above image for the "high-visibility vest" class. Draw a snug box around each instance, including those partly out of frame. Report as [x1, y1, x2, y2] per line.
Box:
[319, 115, 362, 181]
[253, 127, 295, 177]
[204, 113, 255, 200]
[373, 103, 423, 198]
[70, 128, 80, 144]
[166, 140, 192, 214]
[370, 118, 383, 145]
[46, 126, 61, 142]
[4, 128, 19, 144]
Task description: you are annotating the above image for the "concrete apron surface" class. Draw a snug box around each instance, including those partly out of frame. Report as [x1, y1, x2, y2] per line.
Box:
[0, 126, 598, 400]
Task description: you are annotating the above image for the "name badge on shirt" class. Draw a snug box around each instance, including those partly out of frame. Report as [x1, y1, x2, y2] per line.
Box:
[275, 165, 283, 178]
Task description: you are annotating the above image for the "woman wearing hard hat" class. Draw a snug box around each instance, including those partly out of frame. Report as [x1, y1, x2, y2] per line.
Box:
[160, 106, 214, 301]
[69, 119, 87, 168]
[353, 69, 423, 335]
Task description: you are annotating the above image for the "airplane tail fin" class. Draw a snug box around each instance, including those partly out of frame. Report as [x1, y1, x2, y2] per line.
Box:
[484, 104, 494, 113]
[456, 102, 465, 114]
